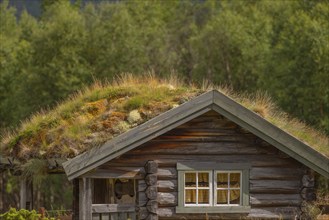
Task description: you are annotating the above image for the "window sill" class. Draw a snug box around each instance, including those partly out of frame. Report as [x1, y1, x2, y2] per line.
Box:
[175, 206, 251, 213]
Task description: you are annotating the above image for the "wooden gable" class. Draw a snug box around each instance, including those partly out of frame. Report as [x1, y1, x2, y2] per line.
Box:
[84, 111, 310, 219]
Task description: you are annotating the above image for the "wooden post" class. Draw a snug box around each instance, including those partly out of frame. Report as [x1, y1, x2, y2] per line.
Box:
[72, 179, 79, 220]
[142, 161, 158, 220]
[20, 179, 33, 210]
[300, 169, 315, 201]
[300, 169, 316, 219]
[79, 178, 92, 220]
[20, 179, 26, 209]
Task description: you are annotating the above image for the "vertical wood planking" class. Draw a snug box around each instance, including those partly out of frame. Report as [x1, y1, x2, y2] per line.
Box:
[19, 179, 26, 210]
[72, 178, 79, 220]
[79, 178, 92, 220]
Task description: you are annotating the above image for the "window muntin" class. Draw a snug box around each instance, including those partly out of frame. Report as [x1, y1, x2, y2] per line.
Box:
[184, 172, 211, 206]
[215, 171, 241, 206]
[182, 171, 242, 207]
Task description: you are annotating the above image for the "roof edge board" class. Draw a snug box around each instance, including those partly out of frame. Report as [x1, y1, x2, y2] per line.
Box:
[211, 91, 329, 179]
[67, 107, 212, 180]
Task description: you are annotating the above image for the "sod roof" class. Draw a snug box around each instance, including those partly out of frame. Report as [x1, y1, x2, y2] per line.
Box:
[1, 75, 329, 165]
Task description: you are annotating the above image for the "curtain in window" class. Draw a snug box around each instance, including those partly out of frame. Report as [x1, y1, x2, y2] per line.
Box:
[198, 173, 209, 204]
[185, 172, 209, 204]
[185, 173, 196, 204]
[217, 172, 240, 204]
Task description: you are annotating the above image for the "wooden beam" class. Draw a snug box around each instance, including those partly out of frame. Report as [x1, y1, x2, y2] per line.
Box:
[82, 167, 146, 179]
[91, 204, 135, 213]
[79, 178, 92, 220]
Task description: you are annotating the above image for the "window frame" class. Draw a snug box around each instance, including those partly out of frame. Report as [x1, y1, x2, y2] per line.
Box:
[176, 162, 251, 214]
[215, 171, 242, 206]
[184, 171, 212, 206]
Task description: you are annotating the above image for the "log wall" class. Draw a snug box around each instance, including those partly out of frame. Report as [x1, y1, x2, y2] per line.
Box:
[95, 111, 310, 219]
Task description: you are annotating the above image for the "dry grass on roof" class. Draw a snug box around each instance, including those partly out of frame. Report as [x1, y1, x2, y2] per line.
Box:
[1, 73, 328, 162]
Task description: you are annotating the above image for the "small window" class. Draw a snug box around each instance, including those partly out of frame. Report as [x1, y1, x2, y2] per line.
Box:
[216, 171, 241, 206]
[184, 172, 211, 206]
[176, 163, 250, 213]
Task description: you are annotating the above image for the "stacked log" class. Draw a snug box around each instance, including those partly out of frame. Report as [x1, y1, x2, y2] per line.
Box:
[139, 161, 158, 220]
[300, 169, 316, 219]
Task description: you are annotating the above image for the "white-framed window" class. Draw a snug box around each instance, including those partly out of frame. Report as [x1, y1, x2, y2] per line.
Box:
[215, 171, 241, 206]
[184, 171, 212, 206]
[177, 162, 250, 213]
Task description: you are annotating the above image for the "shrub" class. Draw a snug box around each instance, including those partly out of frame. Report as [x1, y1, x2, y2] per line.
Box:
[0, 208, 56, 220]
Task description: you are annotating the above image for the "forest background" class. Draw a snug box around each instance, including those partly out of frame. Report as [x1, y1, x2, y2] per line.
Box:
[0, 0, 328, 212]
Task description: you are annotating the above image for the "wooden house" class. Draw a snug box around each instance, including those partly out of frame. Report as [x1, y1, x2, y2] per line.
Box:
[63, 90, 329, 220]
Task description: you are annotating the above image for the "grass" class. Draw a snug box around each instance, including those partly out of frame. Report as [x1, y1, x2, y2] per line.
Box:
[1, 73, 328, 163]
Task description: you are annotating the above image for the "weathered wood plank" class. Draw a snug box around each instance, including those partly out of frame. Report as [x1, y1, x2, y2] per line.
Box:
[131, 142, 271, 155]
[105, 154, 299, 168]
[138, 180, 147, 192]
[101, 213, 110, 220]
[157, 207, 247, 219]
[157, 192, 177, 206]
[92, 213, 99, 220]
[157, 168, 177, 179]
[161, 127, 244, 136]
[139, 192, 178, 207]
[250, 167, 304, 180]
[151, 135, 255, 143]
[91, 204, 135, 213]
[72, 178, 79, 220]
[138, 192, 147, 207]
[82, 167, 145, 179]
[157, 180, 177, 192]
[79, 178, 92, 220]
[248, 207, 300, 219]
[250, 180, 301, 193]
[20, 179, 27, 210]
[157, 207, 299, 219]
[110, 213, 118, 220]
[250, 194, 302, 207]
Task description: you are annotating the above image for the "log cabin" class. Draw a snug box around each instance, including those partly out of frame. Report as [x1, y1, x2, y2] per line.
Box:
[62, 90, 329, 220]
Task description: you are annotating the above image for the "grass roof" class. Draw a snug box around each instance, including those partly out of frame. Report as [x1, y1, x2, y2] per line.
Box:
[1, 74, 328, 163]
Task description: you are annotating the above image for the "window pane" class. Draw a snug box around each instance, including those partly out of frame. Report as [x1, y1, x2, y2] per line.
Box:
[217, 190, 228, 205]
[185, 173, 196, 187]
[217, 173, 228, 188]
[198, 173, 209, 187]
[230, 173, 240, 188]
[198, 189, 209, 204]
[230, 189, 240, 204]
[185, 189, 196, 204]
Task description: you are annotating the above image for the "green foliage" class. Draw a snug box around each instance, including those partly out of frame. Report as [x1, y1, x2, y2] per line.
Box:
[0, 208, 55, 220]
[1, 0, 328, 135]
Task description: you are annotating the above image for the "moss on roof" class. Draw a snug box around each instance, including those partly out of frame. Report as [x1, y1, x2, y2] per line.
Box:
[1, 74, 328, 162]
